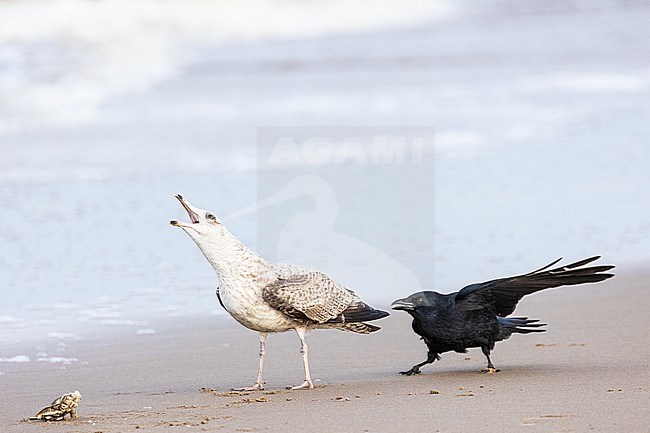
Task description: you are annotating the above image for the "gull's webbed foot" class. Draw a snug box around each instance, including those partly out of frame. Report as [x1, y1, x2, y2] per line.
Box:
[232, 382, 265, 392]
[287, 380, 314, 390]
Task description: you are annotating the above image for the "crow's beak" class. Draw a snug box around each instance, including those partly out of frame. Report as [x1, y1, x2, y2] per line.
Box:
[391, 298, 415, 311]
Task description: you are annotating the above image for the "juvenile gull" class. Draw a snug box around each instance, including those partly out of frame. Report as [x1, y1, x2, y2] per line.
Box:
[170, 194, 389, 390]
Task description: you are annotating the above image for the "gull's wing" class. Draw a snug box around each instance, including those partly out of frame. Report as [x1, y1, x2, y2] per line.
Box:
[454, 256, 615, 316]
[263, 271, 358, 323]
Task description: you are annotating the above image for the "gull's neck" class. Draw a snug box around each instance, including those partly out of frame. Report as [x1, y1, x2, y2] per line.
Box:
[191, 228, 272, 288]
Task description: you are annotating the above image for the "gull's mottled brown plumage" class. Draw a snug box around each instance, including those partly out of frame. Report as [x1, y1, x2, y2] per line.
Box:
[171, 195, 389, 390]
[263, 271, 357, 323]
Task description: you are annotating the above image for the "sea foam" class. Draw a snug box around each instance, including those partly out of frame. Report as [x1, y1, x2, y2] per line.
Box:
[0, 0, 452, 135]
[0, 355, 30, 363]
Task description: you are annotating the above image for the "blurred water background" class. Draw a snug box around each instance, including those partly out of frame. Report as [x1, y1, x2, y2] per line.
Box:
[1, 0, 649, 347]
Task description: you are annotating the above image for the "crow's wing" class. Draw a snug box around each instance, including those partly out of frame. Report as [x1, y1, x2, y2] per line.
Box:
[263, 271, 358, 323]
[454, 256, 615, 316]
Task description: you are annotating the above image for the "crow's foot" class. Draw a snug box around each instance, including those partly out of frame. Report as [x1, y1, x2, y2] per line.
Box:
[400, 367, 421, 376]
[480, 367, 500, 374]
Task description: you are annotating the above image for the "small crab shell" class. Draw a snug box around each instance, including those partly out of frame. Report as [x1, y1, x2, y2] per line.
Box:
[30, 390, 82, 421]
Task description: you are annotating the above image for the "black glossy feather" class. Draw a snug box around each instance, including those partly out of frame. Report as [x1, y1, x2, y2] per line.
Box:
[456, 255, 615, 316]
[392, 256, 615, 375]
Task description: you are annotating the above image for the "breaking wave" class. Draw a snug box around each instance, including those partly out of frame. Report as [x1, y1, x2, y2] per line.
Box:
[0, 0, 452, 135]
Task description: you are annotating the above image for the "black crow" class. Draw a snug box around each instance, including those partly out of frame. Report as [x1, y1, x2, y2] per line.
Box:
[391, 256, 614, 375]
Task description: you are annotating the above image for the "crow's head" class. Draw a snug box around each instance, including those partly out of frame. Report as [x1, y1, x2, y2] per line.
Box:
[391, 291, 443, 311]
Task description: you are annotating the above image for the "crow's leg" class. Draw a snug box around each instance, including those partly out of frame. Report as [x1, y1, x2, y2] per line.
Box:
[400, 351, 440, 375]
[480, 345, 500, 373]
[232, 332, 268, 391]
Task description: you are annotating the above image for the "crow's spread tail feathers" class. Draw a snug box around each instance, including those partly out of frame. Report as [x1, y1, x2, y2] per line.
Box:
[497, 316, 546, 340]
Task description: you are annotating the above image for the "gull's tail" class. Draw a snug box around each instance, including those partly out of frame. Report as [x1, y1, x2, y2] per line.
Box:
[340, 301, 390, 323]
[339, 322, 382, 334]
[322, 301, 389, 333]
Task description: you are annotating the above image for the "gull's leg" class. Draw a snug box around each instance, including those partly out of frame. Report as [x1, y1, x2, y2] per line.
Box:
[290, 328, 314, 390]
[480, 345, 500, 373]
[254, 332, 268, 387]
[233, 332, 268, 391]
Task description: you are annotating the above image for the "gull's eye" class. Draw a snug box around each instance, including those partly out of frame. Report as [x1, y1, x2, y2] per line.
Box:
[206, 213, 217, 222]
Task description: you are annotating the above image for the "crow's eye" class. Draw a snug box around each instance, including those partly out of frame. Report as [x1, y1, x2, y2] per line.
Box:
[206, 213, 217, 222]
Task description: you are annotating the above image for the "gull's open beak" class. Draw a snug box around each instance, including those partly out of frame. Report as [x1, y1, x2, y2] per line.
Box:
[391, 298, 415, 311]
[170, 194, 200, 226]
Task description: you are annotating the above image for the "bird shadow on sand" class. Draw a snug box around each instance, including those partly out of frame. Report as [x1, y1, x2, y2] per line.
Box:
[391, 359, 613, 381]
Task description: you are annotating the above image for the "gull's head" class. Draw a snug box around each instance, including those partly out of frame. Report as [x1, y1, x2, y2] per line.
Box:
[170, 194, 259, 272]
[169, 194, 226, 241]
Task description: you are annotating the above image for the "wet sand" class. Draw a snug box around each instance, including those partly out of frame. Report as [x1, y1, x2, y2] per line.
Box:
[1, 269, 648, 432]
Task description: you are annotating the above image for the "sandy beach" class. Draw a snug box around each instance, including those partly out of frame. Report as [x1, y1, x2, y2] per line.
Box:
[2, 2, 650, 431]
[2, 267, 647, 433]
